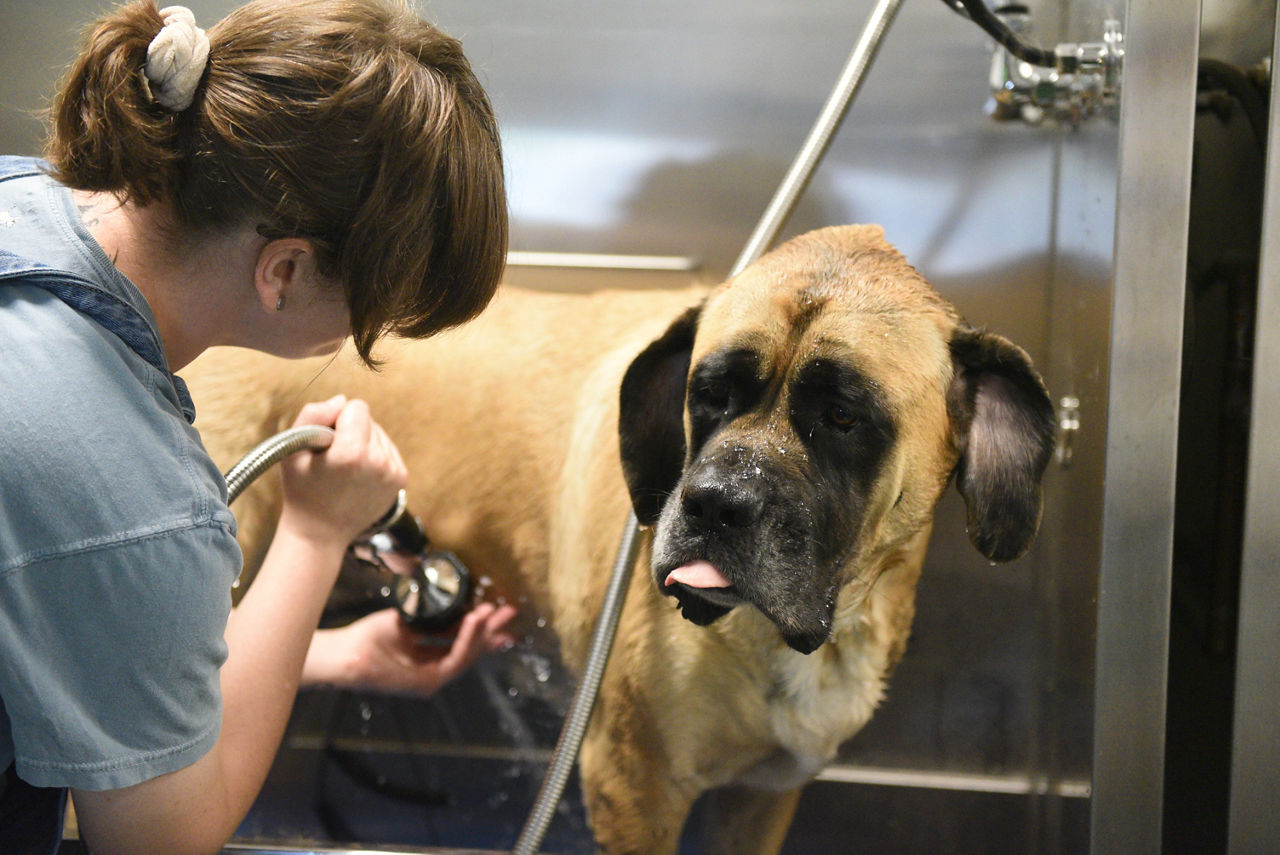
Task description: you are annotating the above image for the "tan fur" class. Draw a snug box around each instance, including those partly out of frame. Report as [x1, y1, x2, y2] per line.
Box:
[185, 225, 1045, 854]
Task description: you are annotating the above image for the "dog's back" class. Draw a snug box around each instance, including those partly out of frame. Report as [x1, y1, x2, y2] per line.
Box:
[186, 283, 705, 620]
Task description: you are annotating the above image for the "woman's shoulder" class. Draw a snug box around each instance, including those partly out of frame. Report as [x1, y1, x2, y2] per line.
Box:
[0, 284, 233, 561]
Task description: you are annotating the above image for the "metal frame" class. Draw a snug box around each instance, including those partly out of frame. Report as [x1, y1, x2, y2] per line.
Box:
[1090, 0, 1201, 851]
[1227, 5, 1280, 851]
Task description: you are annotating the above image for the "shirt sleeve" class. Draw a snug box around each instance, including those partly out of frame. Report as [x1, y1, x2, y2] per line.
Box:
[0, 521, 239, 790]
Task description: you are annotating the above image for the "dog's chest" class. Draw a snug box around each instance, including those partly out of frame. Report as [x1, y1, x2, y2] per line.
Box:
[737, 620, 886, 791]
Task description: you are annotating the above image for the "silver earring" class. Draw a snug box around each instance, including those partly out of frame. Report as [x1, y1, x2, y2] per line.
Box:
[276, 294, 286, 311]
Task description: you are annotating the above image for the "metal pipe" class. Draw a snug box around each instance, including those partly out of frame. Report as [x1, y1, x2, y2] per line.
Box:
[731, 0, 905, 277]
[513, 3, 904, 851]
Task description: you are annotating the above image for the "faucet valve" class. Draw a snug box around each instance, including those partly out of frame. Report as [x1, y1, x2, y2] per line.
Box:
[987, 12, 1123, 125]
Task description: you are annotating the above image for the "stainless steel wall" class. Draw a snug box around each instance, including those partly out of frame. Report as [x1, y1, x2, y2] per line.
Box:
[7, 1, 1263, 852]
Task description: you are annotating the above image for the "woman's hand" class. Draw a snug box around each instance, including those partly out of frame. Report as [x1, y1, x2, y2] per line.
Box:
[277, 395, 408, 548]
[303, 603, 519, 696]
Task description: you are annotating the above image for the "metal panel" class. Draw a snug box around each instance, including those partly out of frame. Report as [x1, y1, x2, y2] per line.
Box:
[1228, 6, 1280, 851]
[1090, 0, 1201, 852]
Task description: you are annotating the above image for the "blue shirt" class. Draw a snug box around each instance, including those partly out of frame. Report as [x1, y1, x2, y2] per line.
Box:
[0, 157, 240, 802]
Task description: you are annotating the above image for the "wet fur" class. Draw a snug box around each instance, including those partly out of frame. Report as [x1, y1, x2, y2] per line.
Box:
[186, 225, 1054, 854]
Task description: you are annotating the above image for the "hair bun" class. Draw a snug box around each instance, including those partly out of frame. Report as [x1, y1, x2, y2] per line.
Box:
[144, 5, 209, 111]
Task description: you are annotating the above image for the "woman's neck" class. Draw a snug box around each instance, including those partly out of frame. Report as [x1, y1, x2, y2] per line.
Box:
[72, 191, 258, 371]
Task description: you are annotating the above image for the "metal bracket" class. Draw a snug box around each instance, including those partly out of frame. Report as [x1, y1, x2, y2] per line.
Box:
[986, 12, 1124, 126]
[1055, 394, 1081, 467]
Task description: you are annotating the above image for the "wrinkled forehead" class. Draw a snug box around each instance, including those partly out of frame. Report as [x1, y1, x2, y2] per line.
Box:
[692, 266, 957, 407]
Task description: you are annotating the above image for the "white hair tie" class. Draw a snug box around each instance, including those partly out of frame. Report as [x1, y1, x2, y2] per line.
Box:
[144, 5, 209, 112]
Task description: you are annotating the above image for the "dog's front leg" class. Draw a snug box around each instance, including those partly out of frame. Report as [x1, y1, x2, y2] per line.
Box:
[700, 784, 803, 855]
[578, 686, 697, 855]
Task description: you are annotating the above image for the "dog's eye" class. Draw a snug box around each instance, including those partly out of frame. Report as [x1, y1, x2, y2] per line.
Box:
[695, 379, 731, 410]
[826, 403, 859, 430]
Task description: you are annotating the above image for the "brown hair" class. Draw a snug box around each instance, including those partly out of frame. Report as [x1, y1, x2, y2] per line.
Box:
[45, 0, 507, 364]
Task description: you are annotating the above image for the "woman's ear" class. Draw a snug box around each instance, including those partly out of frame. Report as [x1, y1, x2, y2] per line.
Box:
[948, 326, 1056, 562]
[254, 238, 317, 313]
[618, 305, 701, 526]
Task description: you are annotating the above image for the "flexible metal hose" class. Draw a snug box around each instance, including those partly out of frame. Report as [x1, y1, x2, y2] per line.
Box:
[223, 425, 335, 504]
[513, 1, 904, 850]
[512, 510, 643, 854]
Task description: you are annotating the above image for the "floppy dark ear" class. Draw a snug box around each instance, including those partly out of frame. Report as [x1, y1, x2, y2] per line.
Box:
[948, 326, 1056, 562]
[618, 305, 700, 525]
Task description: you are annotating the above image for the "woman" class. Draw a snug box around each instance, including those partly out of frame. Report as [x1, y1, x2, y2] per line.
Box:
[0, 1, 515, 852]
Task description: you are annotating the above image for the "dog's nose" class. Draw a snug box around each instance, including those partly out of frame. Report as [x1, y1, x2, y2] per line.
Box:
[681, 480, 763, 531]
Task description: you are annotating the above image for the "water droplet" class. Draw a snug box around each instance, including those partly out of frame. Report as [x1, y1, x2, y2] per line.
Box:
[536, 616, 547, 628]
[528, 655, 552, 683]
[359, 703, 373, 722]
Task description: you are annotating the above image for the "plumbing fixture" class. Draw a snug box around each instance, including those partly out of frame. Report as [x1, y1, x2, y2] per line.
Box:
[988, 11, 1123, 125]
[1056, 395, 1081, 467]
[941, 1, 1124, 126]
[224, 425, 472, 634]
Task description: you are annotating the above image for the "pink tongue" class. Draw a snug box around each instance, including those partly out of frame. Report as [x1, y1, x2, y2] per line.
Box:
[665, 560, 732, 589]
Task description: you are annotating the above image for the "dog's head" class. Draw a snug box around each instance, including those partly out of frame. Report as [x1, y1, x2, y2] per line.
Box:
[618, 225, 1055, 654]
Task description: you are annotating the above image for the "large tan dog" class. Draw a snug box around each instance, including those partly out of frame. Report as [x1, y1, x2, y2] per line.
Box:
[185, 224, 1055, 854]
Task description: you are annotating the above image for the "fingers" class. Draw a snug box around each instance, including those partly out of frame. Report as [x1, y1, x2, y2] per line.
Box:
[441, 603, 488, 664]
[323, 602, 521, 697]
[328, 400, 407, 491]
[278, 396, 407, 545]
[446, 603, 518, 655]
[292, 394, 347, 429]
[481, 603, 519, 652]
[404, 602, 518, 670]
[330, 398, 373, 459]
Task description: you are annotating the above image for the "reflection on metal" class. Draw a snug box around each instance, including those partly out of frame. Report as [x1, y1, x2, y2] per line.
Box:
[987, 14, 1124, 126]
[818, 764, 1091, 799]
[1227, 6, 1280, 853]
[506, 251, 699, 272]
[286, 733, 555, 763]
[1091, 0, 1201, 852]
[1055, 395, 1081, 468]
[289, 731, 1095, 798]
[62, 842, 502, 855]
[224, 846, 500, 855]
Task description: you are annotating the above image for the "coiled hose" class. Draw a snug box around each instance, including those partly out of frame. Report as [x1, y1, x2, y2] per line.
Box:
[512, 511, 643, 854]
[224, 425, 336, 504]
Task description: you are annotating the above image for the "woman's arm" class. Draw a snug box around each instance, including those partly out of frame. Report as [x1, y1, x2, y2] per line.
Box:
[72, 396, 405, 855]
